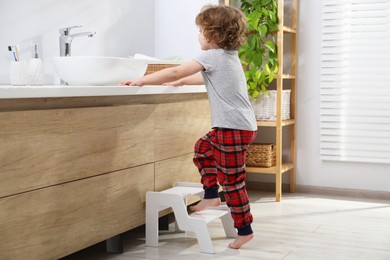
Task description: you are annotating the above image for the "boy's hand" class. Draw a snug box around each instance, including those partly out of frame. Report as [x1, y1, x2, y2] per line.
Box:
[120, 80, 144, 86]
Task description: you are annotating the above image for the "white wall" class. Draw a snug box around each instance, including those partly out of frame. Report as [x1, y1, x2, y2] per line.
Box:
[154, 0, 218, 61]
[0, 0, 154, 85]
[0, 0, 217, 84]
[295, 0, 390, 192]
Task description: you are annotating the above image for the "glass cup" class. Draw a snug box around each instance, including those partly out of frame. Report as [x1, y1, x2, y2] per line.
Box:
[9, 61, 28, 86]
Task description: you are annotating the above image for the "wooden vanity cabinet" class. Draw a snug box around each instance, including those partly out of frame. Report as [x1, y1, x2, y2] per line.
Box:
[0, 93, 210, 259]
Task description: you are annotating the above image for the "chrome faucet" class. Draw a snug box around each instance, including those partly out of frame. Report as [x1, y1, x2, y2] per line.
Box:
[59, 26, 95, 57]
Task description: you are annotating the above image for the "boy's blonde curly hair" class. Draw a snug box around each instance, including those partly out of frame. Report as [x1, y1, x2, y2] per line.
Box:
[195, 5, 247, 51]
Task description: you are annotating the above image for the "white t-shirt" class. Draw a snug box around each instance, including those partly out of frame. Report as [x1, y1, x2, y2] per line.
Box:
[194, 49, 257, 131]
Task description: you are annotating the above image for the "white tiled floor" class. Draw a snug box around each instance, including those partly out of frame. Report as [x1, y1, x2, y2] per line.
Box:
[62, 190, 390, 260]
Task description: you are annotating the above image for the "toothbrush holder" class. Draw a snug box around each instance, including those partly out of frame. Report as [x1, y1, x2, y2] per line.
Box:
[9, 61, 28, 86]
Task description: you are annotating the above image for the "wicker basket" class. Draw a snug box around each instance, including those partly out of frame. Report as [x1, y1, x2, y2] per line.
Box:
[246, 143, 276, 167]
[251, 90, 291, 120]
[145, 64, 180, 75]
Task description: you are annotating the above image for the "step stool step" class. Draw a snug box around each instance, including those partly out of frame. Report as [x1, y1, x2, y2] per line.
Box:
[189, 206, 230, 224]
[161, 186, 203, 198]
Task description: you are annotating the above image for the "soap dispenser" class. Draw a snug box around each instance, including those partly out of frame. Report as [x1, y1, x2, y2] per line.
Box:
[27, 44, 44, 85]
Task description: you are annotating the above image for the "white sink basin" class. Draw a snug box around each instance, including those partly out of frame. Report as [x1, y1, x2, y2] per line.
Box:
[52, 56, 147, 86]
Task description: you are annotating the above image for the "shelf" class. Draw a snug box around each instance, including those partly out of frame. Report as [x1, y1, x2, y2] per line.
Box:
[247, 163, 294, 175]
[281, 26, 296, 34]
[282, 74, 296, 79]
[256, 119, 295, 127]
[272, 26, 297, 35]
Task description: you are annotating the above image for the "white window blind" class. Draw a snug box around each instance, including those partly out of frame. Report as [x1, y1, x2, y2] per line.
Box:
[320, 0, 390, 163]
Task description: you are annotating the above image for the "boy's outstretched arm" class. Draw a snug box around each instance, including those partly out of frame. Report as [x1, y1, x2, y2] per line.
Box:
[162, 72, 204, 86]
[120, 60, 203, 86]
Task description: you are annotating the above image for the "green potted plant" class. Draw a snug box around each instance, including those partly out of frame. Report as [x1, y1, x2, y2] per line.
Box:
[238, 0, 279, 99]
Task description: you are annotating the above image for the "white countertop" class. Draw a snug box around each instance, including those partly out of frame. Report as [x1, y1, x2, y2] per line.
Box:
[0, 85, 207, 99]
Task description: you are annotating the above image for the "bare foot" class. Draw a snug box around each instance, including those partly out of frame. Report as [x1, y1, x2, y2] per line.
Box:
[190, 198, 221, 211]
[228, 234, 254, 249]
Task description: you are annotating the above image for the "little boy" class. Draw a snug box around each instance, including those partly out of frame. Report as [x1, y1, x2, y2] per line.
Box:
[121, 5, 257, 249]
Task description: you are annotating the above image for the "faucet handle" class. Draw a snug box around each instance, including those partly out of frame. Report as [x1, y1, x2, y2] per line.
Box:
[59, 25, 82, 35]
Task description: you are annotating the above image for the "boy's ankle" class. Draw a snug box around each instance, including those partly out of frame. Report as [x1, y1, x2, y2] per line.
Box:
[237, 224, 253, 236]
[203, 185, 219, 199]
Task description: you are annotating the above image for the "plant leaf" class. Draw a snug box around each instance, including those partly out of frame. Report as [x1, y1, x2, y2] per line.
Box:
[252, 53, 263, 67]
[264, 41, 276, 53]
[260, 0, 272, 6]
[248, 36, 257, 51]
[259, 24, 268, 37]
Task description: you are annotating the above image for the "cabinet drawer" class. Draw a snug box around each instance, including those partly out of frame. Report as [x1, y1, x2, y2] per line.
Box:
[0, 104, 155, 197]
[0, 163, 154, 260]
[154, 99, 210, 161]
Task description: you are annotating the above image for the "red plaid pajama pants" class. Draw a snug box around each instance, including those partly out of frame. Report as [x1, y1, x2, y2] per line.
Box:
[193, 127, 257, 228]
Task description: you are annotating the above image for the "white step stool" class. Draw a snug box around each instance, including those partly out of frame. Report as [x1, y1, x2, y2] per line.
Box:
[145, 182, 236, 254]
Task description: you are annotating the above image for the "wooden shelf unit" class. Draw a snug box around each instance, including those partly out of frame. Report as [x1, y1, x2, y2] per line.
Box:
[247, 0, 298, 202]
[247, 163, 294, 175]
[257, 119, 295, 127]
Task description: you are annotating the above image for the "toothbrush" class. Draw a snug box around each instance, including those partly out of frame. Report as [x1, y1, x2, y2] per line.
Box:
[14, 45, 20, 61]
[8, 46, 17, 61]
[34, 44, 38, 58]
